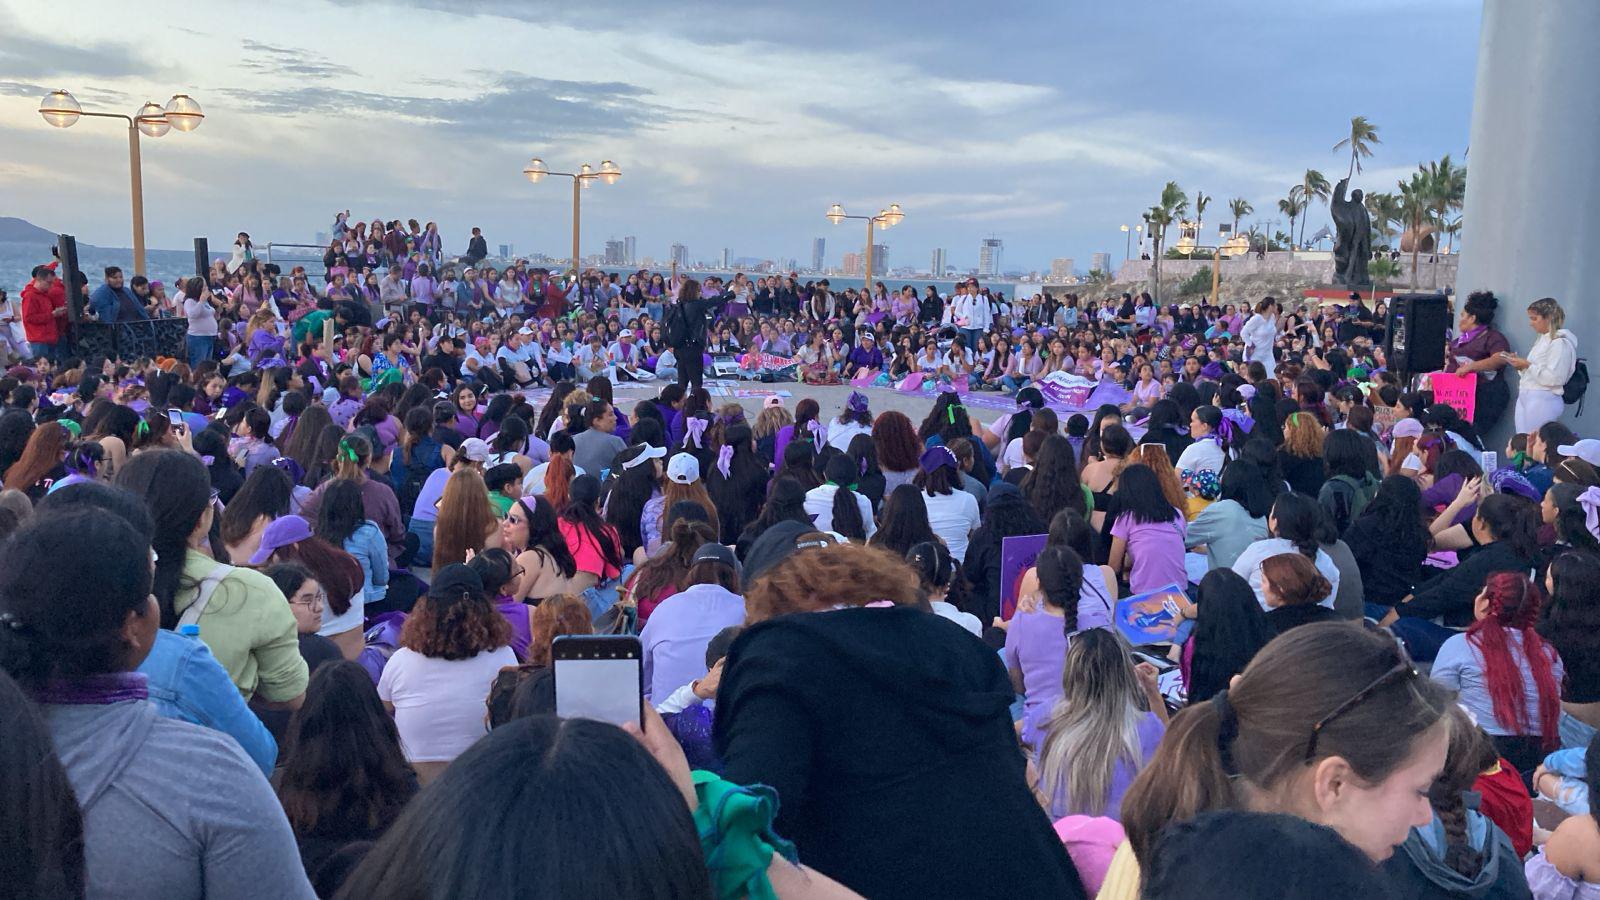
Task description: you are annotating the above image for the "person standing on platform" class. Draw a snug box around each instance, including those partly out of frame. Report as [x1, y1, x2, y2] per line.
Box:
[1444, 291, 1513, 436]
[1499, 297, 1576, 436]
[669, 278, 716, 393]
[1240, 297, 1281, 379]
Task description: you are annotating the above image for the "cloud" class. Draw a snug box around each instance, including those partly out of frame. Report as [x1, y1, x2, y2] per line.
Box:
[212, 72, 679, 143]
[0, 9, 164, 81]
[238, 40, 358, 80]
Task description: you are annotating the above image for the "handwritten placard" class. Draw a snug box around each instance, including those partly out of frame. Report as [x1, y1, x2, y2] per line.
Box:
[999, 533, 1049, 621]
[1429, 371, 1477, 423]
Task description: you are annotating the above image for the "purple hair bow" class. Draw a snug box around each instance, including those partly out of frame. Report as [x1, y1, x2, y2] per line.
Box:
[1581, 486, 1600, 541]
[806, 419, 823, 441]
[716, 444, 733, 478]
[685, 417, 708, 448]
[1218, 408, 1255, 442]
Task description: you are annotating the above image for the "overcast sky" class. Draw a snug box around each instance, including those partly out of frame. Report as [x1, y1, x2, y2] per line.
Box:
[0, 0, 1481, 272]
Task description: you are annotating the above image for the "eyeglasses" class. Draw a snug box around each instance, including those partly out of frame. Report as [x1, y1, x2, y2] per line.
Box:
[1304, 659, 1415, 761]
[289, 587, 327, 612]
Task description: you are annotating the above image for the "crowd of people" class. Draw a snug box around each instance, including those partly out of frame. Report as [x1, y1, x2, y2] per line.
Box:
[2, 211, 1597, 899]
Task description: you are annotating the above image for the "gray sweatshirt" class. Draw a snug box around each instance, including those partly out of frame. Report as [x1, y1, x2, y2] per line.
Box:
[45, 699, 315, 900]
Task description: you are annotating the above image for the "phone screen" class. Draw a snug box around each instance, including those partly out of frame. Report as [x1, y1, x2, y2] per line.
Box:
[553, 635, 642, 727]
[167, 408, 184, 428]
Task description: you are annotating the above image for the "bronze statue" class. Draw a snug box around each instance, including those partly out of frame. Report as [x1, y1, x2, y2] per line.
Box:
[1331, 177, 1371, 287]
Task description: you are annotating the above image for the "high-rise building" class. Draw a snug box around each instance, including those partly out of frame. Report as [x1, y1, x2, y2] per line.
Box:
[604, 240, 626, 266]
[811, 237, 825, 272]
[1091, 252, 1111, 275]
[313, 231, 328, 248]
[498, 243, 514, 259]
[868, 243, 888, 275]
[841, 252, 863, 276]
[978, 238, 1003, 277]
[1050, 258, 1075, 279]
[930, 248, 947, 277]
[720, 248, 732, 270]
[624, 236, 637, 266]
[670, 243, 688, 267]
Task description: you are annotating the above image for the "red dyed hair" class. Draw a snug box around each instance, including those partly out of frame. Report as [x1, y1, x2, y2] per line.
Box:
[1467, 572, 1563, 748]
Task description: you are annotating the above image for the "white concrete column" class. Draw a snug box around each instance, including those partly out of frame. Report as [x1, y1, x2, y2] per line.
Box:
[1454, 0, 1600, 443]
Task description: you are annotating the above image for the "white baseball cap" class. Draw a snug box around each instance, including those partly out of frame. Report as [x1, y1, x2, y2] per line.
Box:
[1557, 439, 1600, 467]
[459, 438, 492, 463]
[666, 452, 700, 484]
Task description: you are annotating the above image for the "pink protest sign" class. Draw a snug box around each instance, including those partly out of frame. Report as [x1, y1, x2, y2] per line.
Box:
[1430, 372, 1477, 423]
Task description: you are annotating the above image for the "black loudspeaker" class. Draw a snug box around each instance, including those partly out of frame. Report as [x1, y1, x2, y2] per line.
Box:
[55, 233, 85, 323]
[1384, 292, 1450, 373]
[193, 238, 209, 277]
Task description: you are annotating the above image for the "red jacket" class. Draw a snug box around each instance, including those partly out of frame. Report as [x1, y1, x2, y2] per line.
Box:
[21, 278, 66, 344]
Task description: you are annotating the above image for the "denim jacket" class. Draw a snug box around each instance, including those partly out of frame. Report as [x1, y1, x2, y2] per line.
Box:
[137, 629, 278, 776]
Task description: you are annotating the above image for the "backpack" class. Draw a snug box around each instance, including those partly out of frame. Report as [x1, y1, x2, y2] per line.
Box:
[1562, 356, 1588, 410]
[663, 302, 688, 348]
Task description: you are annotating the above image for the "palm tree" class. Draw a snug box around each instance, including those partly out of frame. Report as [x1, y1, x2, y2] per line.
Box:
[1332, 116, 1382, 179]
[1193, 191, 1211, 230]
[1298, 169, 1332, 246]
[1278, 189, 1305, 250]
[1364, 191, 1402, 249]
[1228, 197, 1253, 234]
[1397, 171, 1433, 289]
[1146, 180, 1187, 300]
[1423, 155, 1465, 286]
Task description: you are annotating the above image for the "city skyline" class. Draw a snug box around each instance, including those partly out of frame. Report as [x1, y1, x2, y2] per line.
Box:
[0, 0, 1480, 271]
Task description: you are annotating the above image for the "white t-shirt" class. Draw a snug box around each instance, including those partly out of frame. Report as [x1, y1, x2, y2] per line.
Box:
[804, 484, 876, 539]
[932, 600, 982, 636]
[826, 421, 871, 454]
[1230, 538, 1341, 611]
[524, 460, 586, 495]
[318, 589, 365, 638]
[922, 488, 981, 562]
[1175, 438, 1224, 475]
[378, 645, 518, 763]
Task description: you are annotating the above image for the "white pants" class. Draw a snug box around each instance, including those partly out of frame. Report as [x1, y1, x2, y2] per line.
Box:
[1514, 387, 1565, 435]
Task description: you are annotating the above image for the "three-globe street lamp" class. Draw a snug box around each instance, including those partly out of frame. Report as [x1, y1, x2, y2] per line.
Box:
[522, 158, 621, 279]
[824, 202, 904, 290]
[38, 90, 204, 275]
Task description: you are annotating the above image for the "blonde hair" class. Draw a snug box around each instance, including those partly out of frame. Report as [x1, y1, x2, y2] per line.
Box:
[1280, 411, 1326, 460]
[753, 406, 792, 440]
[1527, 297, 1565, 331]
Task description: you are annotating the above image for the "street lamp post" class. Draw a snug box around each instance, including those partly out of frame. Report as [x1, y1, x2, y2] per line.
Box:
[825, 202, 904, 290]
[38, 90, 204, 276]
[1121, 224, 1131, 267]
[522, 158, 621, 279]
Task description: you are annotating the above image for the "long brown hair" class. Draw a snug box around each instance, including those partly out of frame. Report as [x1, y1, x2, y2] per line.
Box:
[1120, 622, 1450, 867]
[658, 479, 719, 539]
[431, 469, 496, 571]
[633, 518, 716, 603]
[3, 421, 69, 490]
[1127, 443, 1186, 512]
[872, 410, 920, 473]
[1259, 553, 1332, 608]
[273, 536, 364, 617]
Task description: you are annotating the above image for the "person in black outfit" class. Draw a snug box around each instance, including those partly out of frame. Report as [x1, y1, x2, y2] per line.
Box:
[1343, 475, 1431, 612]
[464, 226, 488, 266]
[670, 278, 717, 392]
[715, 539, 1085, 900]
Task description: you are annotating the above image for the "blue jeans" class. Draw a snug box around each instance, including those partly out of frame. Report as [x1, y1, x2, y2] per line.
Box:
[1389, 616, 1455, 663]
[1560, 710, 1597, 750]
[186, 334, 215, 368]
[1001, 374, 1030, 395]
[28, 341, 59, 363]
[963, 328, 983, 353]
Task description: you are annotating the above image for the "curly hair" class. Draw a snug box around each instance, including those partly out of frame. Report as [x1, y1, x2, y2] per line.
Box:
[745, 542, 922, 623]
[526, 594, 593, 667]
[872, 410, 920, 474]
[1279, 411, 1326, 460]
[400, 582, 513, 661]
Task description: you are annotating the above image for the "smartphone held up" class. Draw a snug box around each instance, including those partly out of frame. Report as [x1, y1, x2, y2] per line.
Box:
[552, 635, 644, 728]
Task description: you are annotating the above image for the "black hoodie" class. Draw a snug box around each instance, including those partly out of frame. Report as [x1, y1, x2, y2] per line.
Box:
[714, 605, 1085, 900]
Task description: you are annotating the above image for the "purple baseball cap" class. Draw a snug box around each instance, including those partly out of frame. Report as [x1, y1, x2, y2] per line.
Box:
[248, 515, 313, 566]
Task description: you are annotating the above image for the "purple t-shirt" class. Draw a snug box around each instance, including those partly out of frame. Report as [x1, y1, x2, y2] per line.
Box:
[1032, 711, 1165, 820]
[1111, 511, 1189, 595]
[1003, 609, 1068, 744]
